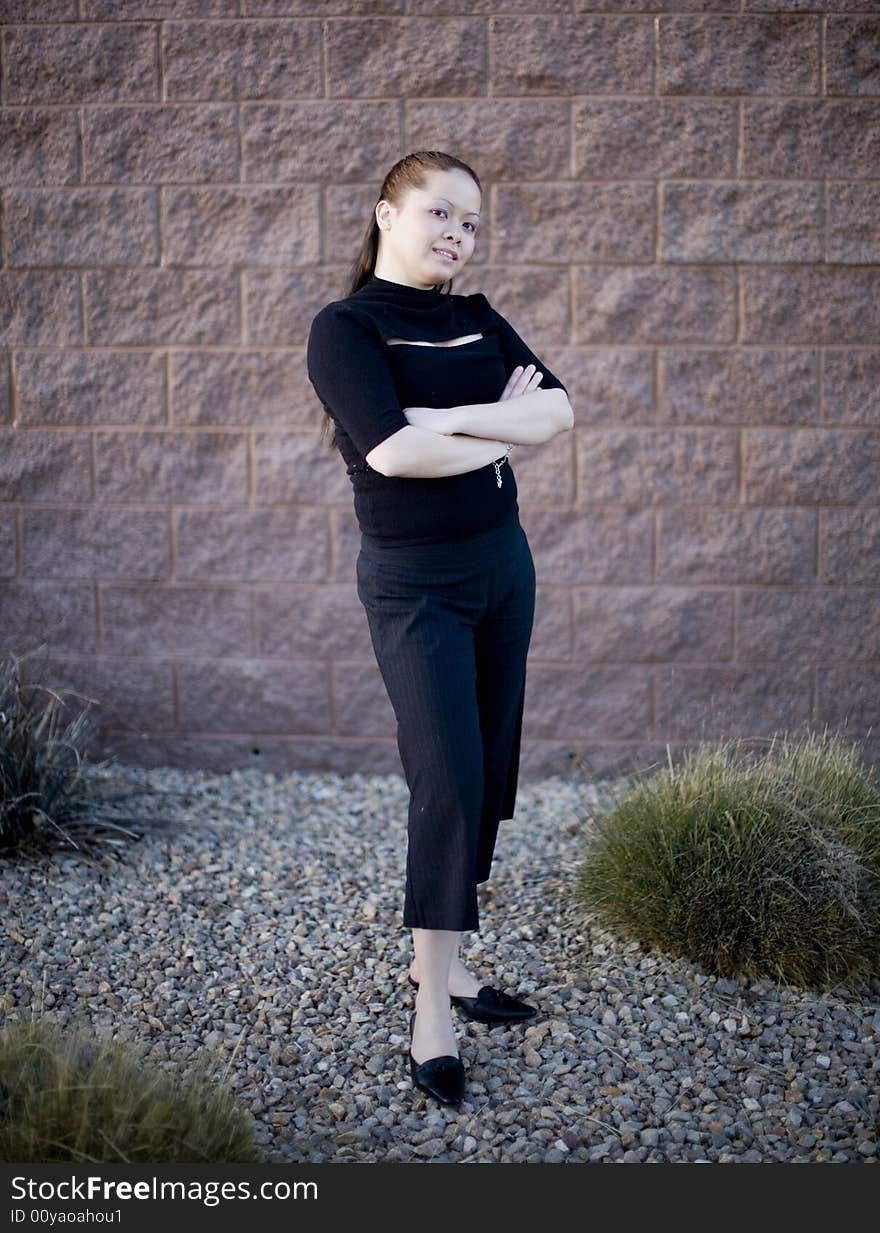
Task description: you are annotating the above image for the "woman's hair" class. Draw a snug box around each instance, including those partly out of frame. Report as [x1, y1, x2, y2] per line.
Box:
[318, 150, 482, 450]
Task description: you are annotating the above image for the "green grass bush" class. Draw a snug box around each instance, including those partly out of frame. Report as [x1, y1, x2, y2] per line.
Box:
[0, 1016, 264, 1163]
[575, 728, 880, 992]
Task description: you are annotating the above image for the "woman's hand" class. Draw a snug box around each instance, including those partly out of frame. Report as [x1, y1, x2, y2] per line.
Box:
[402, 405, 459, 434]
[500, 364, 544, 401]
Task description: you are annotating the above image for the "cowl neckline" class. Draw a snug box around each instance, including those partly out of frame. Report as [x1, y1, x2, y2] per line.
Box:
[358, 273, 446, 306]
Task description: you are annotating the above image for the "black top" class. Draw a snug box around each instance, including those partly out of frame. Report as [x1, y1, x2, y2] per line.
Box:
[306, 272, 568, 546]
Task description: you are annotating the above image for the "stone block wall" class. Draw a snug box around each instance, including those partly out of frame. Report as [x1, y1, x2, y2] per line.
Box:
[1, 2, 878, 779]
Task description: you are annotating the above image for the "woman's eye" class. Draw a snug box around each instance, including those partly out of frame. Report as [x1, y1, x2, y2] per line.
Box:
[431, 208, 476, 233]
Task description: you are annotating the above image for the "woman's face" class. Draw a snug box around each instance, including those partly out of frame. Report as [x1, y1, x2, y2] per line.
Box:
[374, 168, 481, 290]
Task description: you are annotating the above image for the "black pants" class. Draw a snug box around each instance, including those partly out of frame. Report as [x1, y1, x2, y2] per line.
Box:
[356, 513, 536, 933]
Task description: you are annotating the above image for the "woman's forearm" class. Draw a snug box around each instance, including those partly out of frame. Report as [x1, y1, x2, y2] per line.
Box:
[448, 387, 573, 445]
[368, 425, 512, 479]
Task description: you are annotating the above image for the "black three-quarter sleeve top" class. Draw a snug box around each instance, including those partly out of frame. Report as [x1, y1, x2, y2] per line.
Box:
[306, 273, 568, 547]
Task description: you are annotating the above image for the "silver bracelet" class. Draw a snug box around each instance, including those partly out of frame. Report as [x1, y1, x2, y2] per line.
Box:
[493, 443, 513, 489]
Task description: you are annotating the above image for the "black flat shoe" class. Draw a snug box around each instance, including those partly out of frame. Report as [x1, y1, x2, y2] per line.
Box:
[408, 974, 539, 1025]
[407, 1011, 465, 1108]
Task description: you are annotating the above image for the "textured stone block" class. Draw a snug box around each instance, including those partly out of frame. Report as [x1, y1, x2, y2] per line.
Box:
[6, 188, 158, 267]
[0, 2, 77, 17]
[163, 19, 322, 100]
[817, 664, 880, 744]
[744, 428, 879, 505]
[826, 183, 880, 264]
[656, 664, 813, 739]
[742, 267, 880, 343]
[0, 107, 79, 186]
[520, 508, 653, 584]
[580, 0, 739, 9]
[826, 17, 880, 96]
[558, 349, 652, 427]
[574, 99, 737, 177]
[329, 511, 364, 583]
[523, 664, 650, 740]
[492, 16, 653, 95]
[519, 739, 669, 784]
[511, 434, 575, 506]
[658, 508, 816, 583]
[407, 99, 569, 181]
[576, 428, 738, 505]
[0, 272, 81, 346]
[744, 0, 877, 9]
[99, 733, 401, 776]
[0, 581, 97, 655]
[85, 270, 240, 345]
[824, 350, 880, 426]
[88, 2, 237, 16]
[101, 585, 251, 656]
[659, 15, 819, 96]
[573, 586, 733, 662]
[16, 350, 167, 427]
[0, 354, 9, 424]
[0, 429, 92, 501]
[662, 181, 822, 263]
[660, 347, 818, 426]
[739, 587, 880, 661]
[333, 660, 396, 736]
[327, 17, 486, 97]
[528, 585, 572, 661]
[412, 0, 569, 11]
[819, 510, 880, 585]
[743, 100, 880, 178]
[1, 513, 16, 578]
[22, 508, 170, 579]
[575, 265, 737, 344]
[173, 348, 313, 427]
[4, 22, 158, 104]
[177, 658, 330, 734]
[85, 103, 239, 183]
[246, 268, 351, 348]
[253, 582, 374, 660]
[165, 186, 320, 266]
[466, 268, 570, 343]
[242, 100, 400, 182]
[175, 508, 329, 581]
[253, 432, 350, 505]
[495, 182, 655, 263]
[20, 654, 175, 733]
[94, 430, 248, 503]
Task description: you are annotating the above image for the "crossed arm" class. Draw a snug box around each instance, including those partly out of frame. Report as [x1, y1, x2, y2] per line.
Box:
[366, 364, 574, 479]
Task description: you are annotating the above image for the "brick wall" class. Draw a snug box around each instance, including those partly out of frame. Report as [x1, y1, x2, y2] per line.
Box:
[1, 3, 878, 780]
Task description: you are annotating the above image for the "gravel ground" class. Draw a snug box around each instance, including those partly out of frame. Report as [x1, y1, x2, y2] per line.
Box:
[2, 762, 878, 1164]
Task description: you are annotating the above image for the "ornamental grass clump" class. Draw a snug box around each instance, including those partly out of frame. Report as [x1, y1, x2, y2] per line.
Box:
[0, 1016, 263, 1164]
[575, 728, 880, 992]
[0, 648, 143, 857]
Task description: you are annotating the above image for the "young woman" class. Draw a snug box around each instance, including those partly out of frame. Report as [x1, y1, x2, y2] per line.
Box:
[307, 151, 573, 1109]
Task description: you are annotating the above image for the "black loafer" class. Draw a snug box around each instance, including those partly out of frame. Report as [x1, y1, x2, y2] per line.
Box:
[408, 974, 538, 1025]
[407, 1011, 465, 1108]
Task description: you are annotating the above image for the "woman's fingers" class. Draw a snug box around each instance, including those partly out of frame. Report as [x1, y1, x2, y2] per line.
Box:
[502, 364, 543, 399]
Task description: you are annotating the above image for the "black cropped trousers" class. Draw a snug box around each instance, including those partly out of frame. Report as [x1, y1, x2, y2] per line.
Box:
[355, 512, 536, 933]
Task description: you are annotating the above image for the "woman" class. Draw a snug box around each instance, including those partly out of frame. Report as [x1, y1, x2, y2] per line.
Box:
[307, 151, 573, 1109]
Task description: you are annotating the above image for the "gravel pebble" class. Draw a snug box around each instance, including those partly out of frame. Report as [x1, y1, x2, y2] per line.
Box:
[2, 762, 879, 1164]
